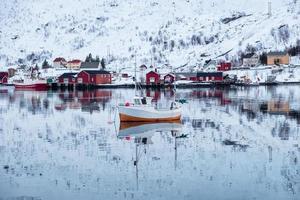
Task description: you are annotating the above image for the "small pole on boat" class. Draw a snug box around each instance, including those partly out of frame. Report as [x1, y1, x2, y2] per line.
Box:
[134, 50, 137, 95]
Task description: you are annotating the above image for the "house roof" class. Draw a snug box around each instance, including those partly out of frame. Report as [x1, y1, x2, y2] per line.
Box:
[176, 72, 197, 77]
[68, 59, 81, 64]
[146, 70, 159, 75]
[53, 57, 66, 62]
[80, 62, 100, 69]
[243, 53, 257, 59]
[139, 64, 147, 69]
[197, 72, 223, 77]
[267, 51, 287, 56]
[58, 73, 77, 78]
[82, 70, 110, 75]
[163, 73, 175, 78]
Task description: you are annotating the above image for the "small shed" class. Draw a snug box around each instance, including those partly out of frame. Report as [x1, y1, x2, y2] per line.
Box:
[58, 73, 77, 84]
[146, 71, 160, 85]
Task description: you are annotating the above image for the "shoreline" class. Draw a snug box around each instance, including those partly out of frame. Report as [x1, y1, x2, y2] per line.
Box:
[2, 82, 300, 90]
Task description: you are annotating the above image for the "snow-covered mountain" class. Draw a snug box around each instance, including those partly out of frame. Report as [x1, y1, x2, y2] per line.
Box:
[0, 0, 300, 71]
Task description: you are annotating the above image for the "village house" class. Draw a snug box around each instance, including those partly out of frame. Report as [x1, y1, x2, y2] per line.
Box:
[217, 62, 232, 71]
[139, 64, 147, 83]
[57, 73, 77, 85]
[242, 53, 259, 68]
[163, 73, 175, 84]
[267, 51, 290, 65]
[80, 61, 100, 70]
[197, 72, 223, 82]
[176, 72, 198, 81]
[53, 57, 67, 68]
[146, 70, 160, 85]
[76, 70, 112, 85]
[0, 72, 8, 84]
[67, 59, 81, 69]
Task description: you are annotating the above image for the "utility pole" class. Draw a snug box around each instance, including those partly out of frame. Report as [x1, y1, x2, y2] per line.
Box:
[268, 1, 272, 18]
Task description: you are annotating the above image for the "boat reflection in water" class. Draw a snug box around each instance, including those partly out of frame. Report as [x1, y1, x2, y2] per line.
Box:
[118, 121, 183, 139]
[118, 120, 185, 189]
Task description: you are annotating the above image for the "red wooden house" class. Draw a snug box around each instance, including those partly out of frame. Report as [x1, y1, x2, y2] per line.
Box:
[197, 72, 223, 82]
[0, 72, 8, 84]
[176, 72, 198, 81]
[76, 70, 112, 85]
[217, 62, 231, 71]
[58, 73, 77, 84]
[146, 71, 160, 85]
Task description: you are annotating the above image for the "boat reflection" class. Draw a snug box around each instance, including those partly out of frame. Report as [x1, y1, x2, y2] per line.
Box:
[118, 121, 183, 139]
[118, 121, 184, 189]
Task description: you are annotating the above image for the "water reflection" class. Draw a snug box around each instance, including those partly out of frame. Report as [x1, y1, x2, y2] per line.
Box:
[0, 86, 300, 200]
[118, 121, 186, 189]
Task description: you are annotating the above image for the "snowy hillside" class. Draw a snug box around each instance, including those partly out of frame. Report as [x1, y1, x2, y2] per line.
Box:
[0, 0, 300, 71]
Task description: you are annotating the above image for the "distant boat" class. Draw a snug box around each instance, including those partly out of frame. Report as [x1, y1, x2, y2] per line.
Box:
[14, 79, 49, 90]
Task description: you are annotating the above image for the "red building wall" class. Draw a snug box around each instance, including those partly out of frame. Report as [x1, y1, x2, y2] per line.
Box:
[217, 62, 231, 71]
[0, 72, 8, 84]
[94, 74, 112, 84]
[76, 71, 90, 84]
[58, 76, 76, 84]
[146, 71, 160, 85]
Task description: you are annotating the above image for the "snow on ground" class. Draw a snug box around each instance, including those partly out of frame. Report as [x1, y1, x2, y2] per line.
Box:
[0, 0, 300, 71]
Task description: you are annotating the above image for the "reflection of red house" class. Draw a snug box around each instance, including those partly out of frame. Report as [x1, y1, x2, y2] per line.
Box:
[146, 71, 160, 85]
[164, 74, 175, 84]
[76, 70, 112, 84]
[146, 89, 161, 101]
[0, 72, 8, 84]
[217, 62, 231, 71]
[58, 73, 77, 84]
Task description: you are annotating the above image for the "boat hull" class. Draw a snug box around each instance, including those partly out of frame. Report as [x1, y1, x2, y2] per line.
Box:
[118, 106, 181, 122]
[14, 83, 49, 90]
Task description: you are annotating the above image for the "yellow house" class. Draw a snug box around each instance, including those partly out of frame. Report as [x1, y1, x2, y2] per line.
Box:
[267, 51, 289, 65]
[67, 59, 82, 69]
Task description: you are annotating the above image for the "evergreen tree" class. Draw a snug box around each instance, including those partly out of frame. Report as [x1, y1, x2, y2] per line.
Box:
[259, 52, 267, 65]
[42, 59, 49, 69]
[101, 58, 106, 69]
[95, 55, 100, 62]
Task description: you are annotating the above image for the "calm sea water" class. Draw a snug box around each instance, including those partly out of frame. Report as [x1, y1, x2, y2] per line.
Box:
[0, 86, 299, 200]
